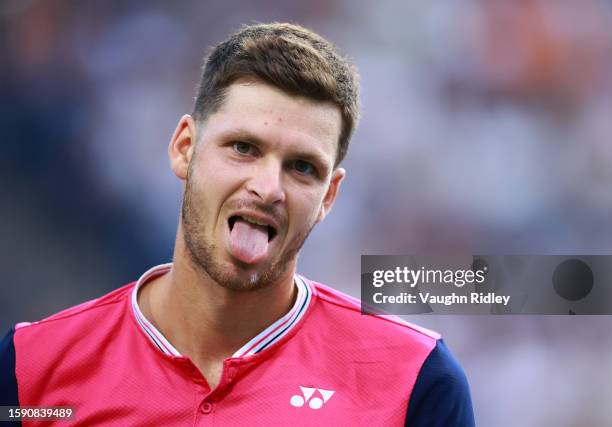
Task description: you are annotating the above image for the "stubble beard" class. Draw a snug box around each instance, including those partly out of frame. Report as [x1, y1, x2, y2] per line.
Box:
[181, 171, 315, 292]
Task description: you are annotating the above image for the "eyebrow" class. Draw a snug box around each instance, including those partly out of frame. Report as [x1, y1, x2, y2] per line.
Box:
[218, 128, 333, 175]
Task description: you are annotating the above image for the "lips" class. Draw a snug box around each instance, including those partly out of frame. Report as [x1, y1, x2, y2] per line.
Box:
[228, 215, 277, 241]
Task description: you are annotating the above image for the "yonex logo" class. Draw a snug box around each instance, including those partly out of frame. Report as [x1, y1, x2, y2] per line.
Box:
[290, 386, 335, 409]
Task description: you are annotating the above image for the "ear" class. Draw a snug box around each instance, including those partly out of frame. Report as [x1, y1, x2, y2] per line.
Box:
[316, 167, 346, 224]
[169, 114, 198, 181]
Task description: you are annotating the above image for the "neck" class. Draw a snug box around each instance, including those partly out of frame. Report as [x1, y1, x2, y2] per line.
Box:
[139, 228, 297, 365]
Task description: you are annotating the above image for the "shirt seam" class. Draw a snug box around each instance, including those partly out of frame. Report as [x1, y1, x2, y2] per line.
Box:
[14, 294, 130, 331]
[314, 288, 440, 341]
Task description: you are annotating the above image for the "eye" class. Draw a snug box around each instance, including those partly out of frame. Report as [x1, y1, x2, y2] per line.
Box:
[293, 160, 315, 176]
[233, 141, 255, 155]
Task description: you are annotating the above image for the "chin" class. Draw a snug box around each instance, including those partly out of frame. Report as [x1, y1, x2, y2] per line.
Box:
[210, 257, 280, 292]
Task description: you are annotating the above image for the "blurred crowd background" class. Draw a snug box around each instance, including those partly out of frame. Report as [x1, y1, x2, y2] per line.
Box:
[2, 0, 612, 425]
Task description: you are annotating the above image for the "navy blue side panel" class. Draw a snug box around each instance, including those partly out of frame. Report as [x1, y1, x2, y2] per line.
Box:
[405, 339, 475, 427]
[0, 328, 19, 405]
[0, 327, 21, 426]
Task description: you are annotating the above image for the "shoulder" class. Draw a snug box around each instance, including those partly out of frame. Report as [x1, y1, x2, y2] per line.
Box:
[304, 278, 475, 425]
[405, 340, 475, 427]
[309, 281, 474, 427]
[10, 283, 137, 402]
[308, 280, 440, 342]
[304, 278, 440, 368]
[13, 283, 135, 349]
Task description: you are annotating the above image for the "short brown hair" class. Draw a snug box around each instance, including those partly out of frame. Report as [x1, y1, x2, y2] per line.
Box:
[192, 22, 360, 167]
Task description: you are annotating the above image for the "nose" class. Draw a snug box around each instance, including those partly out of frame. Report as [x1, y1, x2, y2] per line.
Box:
[245, 159, 286, 205]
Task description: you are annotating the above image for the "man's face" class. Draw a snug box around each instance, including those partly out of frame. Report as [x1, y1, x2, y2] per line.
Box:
[174, 80, 344, 291]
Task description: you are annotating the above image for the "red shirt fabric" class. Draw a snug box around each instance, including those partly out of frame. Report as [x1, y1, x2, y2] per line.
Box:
[13, 264, 440, 426]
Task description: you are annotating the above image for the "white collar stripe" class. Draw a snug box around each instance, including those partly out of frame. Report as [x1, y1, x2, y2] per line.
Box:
[232, 276, 307, 357]
[134, 310, 167, 354]
[238, 276, 312, 357]
[254, 277, 312, 354]
[131, 264, 181, 356]
[131, 264, 313, 359]
[137, 310, 181, 356]
[134, 306, 178, 355]
[131, 286, 169, 354]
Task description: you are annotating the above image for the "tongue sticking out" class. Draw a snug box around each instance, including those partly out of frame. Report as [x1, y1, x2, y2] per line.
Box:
[229, 219, 270, 264]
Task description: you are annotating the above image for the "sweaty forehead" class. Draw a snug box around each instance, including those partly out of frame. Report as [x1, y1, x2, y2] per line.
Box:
[208, 81, 342, 157]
